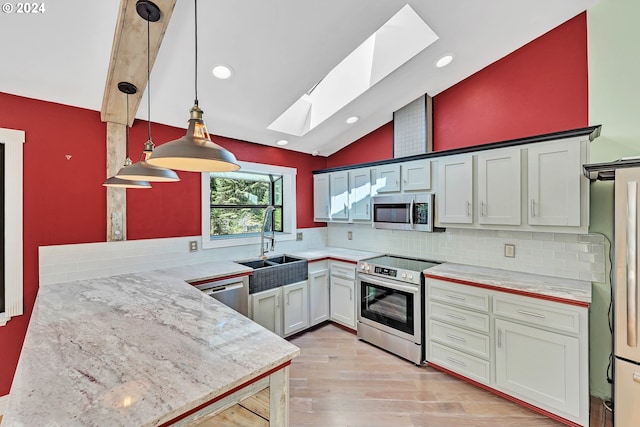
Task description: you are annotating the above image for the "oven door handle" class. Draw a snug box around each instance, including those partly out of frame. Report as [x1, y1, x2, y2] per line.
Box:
[357, 273, 420, 294]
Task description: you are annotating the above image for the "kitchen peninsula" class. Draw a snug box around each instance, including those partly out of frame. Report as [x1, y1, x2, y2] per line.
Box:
[2, 261, 300, 426]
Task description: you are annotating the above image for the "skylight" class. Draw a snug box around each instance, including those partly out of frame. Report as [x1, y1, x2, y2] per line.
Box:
[267, 4, 438, 137]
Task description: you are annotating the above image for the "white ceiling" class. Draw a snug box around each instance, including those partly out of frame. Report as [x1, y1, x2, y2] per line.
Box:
[0, 0, 597, 156]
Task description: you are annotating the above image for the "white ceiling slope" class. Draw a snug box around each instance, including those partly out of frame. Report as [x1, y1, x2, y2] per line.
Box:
[0, 0, 597, 156]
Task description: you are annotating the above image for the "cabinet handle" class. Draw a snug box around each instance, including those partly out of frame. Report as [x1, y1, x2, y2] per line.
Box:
[466, 201, 471, 216]
[447, 356, 467, 366]
[530, 199, 536, 217]
[497, 328, 502, 348]
[481, 201, 485, 217]
[287, 293, 290, 306]
[344, 203, 347, 215]
[627, 181, 638, 347]
[446, 333, 466, 342]
[366, 203, 369, 215]
[446, 313, 466, 321]
[276, 295, 279, 309]
[446, 294, 465, 301]
[517, 309, 545, 319]
[349, 288, 353, 301]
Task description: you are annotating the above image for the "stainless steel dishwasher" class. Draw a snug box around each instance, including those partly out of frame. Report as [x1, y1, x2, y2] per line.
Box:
[193, 275, 249, 316]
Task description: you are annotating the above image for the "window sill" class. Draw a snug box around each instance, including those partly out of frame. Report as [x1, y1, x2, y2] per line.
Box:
[202, 232, 296, 250]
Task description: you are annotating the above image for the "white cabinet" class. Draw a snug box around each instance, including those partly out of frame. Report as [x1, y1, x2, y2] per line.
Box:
[371, 164, 401, 194]
[349, 168, 372, 221]
[401, 159, 431, 191]
[436, 155, 473, 224]
[283, 281, 309, 336]
[308, 266, 330, 326]
[477, 148, 521, 225]
[330, 171, 350, 220]
[251, 287, 282, 337]
[527, 139, 582, 226]
[495, 318, 581, 420]
[329, 261, 357, 329]
[313, 174, 330, 221]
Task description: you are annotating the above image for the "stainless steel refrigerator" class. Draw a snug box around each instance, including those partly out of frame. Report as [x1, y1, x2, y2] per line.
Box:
[614, 167, 640, 426]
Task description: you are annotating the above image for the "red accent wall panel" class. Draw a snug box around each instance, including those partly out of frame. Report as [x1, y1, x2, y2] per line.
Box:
[325, 122, 393, 168]
[433, 13, 588, 151]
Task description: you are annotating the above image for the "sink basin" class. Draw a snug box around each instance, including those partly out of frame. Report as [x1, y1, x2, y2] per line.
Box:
[234, 255, 308, 294]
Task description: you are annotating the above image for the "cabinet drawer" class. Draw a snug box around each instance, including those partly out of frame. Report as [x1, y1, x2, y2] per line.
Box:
[429, 341, 491, 385]
[428, 279, 490, 312]
[429, 302, 490, 333]
[493, 295, 581, 335]
[308, 259, 329, 273]
[429, 319, 491, 359]
[330, 262, 356, 280]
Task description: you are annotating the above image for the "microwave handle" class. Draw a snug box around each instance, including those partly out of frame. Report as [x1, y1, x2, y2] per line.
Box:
[409, 199, 415, 229]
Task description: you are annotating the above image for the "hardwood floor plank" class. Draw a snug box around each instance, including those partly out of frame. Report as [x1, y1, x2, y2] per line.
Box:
[289, 323, 609, 427]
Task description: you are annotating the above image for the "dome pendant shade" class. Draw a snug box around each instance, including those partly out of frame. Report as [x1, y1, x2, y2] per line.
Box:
[115, 157, 180, 182]
[103, 176, 152, 189]
[146, 104, 240, 172]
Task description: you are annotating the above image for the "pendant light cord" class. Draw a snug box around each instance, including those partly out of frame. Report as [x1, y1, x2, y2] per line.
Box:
[194, 0, 198, 106]
[125, 93, 130, 159]
[147, 8, 152, 140]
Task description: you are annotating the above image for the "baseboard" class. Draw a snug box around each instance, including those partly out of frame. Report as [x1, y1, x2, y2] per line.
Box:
[0, 393, 8, 416]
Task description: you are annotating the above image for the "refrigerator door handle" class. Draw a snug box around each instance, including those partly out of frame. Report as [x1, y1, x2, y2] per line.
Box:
[627, 181, 638, 348]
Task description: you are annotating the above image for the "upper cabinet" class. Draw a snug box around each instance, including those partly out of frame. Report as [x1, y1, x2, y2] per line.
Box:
[349, 168, 372, 221]
[437, 155, 473, 224]
[371, 164, 401, 194]
[313, 174, 330, 221]
[330, 171, 349, 220]
[477, 147, 521, 226]
[527, 140, 582, 227]
[401, 159, 431, 192]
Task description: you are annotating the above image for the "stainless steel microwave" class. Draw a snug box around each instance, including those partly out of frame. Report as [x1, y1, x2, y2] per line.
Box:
[372, 193, 435, 232]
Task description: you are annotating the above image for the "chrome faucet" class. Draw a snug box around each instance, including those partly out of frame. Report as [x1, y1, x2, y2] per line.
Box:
[260, 206, 276, 259]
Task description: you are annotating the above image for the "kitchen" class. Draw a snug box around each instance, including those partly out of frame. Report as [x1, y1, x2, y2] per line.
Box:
[0, 0, 637, 426]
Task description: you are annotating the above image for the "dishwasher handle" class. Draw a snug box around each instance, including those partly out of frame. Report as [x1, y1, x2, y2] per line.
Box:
[203, 282, 244, 296]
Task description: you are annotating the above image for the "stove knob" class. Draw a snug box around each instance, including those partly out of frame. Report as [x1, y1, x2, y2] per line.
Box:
[407, 274, 414, 280]
[360, 264, 365, 270]
[401, 272, 407, 279]
[365, 264, 370, 272]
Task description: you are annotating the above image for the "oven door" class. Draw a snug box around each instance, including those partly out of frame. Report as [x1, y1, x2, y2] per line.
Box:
[357, 273, 421, 343]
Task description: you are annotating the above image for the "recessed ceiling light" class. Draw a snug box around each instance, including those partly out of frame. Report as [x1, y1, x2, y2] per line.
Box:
[435, 54, 454, 68]
[346, 116, 359, 124]
[276, 139, 289, 146]
[212, 65, 234, 80]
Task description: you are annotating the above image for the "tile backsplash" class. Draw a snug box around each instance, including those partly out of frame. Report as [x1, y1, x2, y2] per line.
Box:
[326, 223, 607, 283]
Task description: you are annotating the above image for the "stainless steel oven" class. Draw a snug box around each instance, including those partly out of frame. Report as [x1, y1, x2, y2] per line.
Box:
[357, 255, 439, 365]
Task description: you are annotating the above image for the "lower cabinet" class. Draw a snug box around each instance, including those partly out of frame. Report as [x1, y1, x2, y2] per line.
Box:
[251, 281, 309, 338]
[308, 266, 330, 326]
[329, 261, 357, 329]
[426, 277, 589, 427]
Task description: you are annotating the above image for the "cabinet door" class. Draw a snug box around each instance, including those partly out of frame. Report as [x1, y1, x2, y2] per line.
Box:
[371, 164, 401, 194]
[313, 174, 330, 221]
[330, 276, 356, 329]
[309, 269, 330, 326]
[477, 148, 521, 225]
[402, 159, 431, 191]
[349, 168, 372, 221]
[495, 318, 580, 419]
[283, 281, 309, 336]
[527, 140, 581, 226]
[330, 171, 349, 220]
[251, 288, 282, 336]
[437, 155, 473, 224]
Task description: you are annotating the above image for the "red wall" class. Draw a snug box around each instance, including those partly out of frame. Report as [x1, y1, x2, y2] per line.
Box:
[0, 92, 325, 396]
[433, 13, 588, 150]
[0, 12, 588, 397]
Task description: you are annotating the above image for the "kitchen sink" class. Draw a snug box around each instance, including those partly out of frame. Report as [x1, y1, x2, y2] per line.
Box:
[234, 255, 308, 294]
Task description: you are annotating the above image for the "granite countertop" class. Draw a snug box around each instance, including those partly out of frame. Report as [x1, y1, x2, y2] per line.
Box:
[3, 261, 300, 427]
[287, 247, 381, 263]
[424, 263, 592, 305]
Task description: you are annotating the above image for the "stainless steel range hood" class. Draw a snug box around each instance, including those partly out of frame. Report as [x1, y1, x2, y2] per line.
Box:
[583, 157, 640, 181]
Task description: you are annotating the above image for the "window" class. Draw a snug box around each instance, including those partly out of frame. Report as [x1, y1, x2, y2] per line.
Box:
[201, 161, 297, 249]
[0, 128, 24, 327]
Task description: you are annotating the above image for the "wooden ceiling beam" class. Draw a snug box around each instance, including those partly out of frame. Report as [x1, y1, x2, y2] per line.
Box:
[100, 0, 176, 126]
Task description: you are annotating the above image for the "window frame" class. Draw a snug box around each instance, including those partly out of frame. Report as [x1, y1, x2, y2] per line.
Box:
[201, 161, 297, 249]
[0, 128, 25, 327]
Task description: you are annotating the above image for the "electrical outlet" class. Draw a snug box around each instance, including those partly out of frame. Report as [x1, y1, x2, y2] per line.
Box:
[112, 212, 123, 241]
[504, 244, 515, 258]
[348, 231, 353, 240]
[296, 232, 303, 241]
[189, 240, 198, 252]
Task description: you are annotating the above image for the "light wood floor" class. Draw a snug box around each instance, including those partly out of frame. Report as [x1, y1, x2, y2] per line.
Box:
[288, 323, 613, 427]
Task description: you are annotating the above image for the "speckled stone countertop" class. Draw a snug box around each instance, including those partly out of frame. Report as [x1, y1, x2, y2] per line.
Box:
[287, 247, 380, 263]
[3, 261, 300, 427]
[424, 263, 592, 305]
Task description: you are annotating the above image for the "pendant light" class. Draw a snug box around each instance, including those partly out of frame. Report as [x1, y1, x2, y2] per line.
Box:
[146, 0, 240, 173]
[115, 0, 180, 183]
[103, 82, 152, 189]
